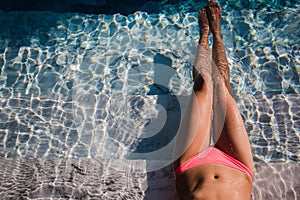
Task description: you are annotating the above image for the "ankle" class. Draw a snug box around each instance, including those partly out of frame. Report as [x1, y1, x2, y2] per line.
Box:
[212, 33, 222, 40]
[199, 39, 209, 49]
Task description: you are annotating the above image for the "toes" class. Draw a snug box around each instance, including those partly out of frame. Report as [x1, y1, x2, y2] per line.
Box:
[215, 2, 222, 12]
[210, 2, 218, 9]
[199, 8, 206, 15]
[198, 8, 208, 19]
[208, 1, 221, 12]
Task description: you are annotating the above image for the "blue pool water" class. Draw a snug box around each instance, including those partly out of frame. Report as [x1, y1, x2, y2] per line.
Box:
[0, 0, 299, 198]
[0, 0, 299, 162]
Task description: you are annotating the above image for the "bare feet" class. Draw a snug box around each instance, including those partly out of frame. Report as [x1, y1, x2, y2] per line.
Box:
[193, 8, 211, 92]
[198, 8, 210, 47]
[206, 0, 232, 95]
[206, 0, 222, 36]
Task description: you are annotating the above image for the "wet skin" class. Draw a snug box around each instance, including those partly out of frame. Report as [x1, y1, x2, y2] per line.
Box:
[173, 1, 254, 199]
[175, 164, 252, 200]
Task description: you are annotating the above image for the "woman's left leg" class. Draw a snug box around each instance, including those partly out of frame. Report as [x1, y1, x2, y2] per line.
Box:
[207, 1, 254, 173]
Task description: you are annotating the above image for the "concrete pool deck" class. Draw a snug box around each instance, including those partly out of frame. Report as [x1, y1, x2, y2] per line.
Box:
[0, 158, 298, 199]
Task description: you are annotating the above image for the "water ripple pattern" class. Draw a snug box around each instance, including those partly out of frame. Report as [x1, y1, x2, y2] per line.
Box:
[0, 3, 299, 163]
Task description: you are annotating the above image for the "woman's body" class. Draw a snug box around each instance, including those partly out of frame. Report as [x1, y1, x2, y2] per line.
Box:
[173, 1, 254, 199]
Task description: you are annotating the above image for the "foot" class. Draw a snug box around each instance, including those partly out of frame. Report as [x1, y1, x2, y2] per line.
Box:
[206, 0, 222, 36]
[194, 7, 211, 92]
[198, 8, 210, 44]
[207, 1, 232, 95]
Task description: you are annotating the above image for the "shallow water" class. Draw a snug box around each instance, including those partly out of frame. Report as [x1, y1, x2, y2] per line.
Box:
[0, 1, 299, 199]
[1, 3, 299, 163]
[0, 158, 298, 199]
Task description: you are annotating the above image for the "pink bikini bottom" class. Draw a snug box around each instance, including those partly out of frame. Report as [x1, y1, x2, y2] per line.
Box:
[174, 146, 253, 180]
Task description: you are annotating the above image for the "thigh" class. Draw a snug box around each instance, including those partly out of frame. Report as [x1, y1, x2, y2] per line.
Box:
[173, 83, 212, 170]
[213, 83, 254, 173]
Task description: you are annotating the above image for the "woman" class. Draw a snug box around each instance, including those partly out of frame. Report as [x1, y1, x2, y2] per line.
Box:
[173, 1, 254, 199]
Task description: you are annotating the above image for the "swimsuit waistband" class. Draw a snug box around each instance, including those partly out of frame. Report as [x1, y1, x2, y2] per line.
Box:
[174, 146, 253, 180]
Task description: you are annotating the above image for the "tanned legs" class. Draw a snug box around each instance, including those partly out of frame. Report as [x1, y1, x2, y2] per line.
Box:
[173, 8, 212, 169]
[207, 0, 254, 173]
[174, 1, 254, 175]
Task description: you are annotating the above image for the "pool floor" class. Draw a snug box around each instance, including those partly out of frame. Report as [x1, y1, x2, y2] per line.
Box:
[0, 158, 299, 199]
[0, 1, 299, 199]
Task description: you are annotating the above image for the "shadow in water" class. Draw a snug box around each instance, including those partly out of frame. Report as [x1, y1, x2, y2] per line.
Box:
[132, 53, 186, 200]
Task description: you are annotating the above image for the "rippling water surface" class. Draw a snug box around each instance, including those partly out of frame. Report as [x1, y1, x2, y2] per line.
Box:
[0, 1, 299, 198]
[1, 3, 299, 161]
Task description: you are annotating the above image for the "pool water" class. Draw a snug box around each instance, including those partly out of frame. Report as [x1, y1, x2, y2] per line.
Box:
[0, 0, 299, 198]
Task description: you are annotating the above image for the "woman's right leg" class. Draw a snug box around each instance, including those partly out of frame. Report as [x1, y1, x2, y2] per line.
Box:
[207, 1, 254, 173]
[173, 8, 213, 170]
